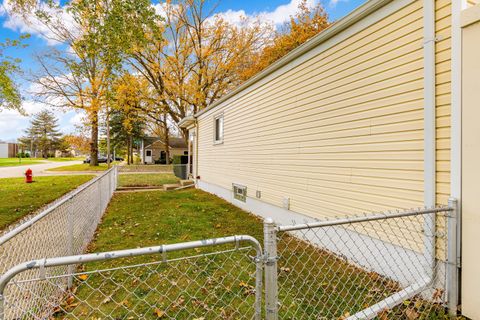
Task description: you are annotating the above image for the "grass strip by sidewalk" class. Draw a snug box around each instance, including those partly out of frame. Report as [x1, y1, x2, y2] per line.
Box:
[0, 175, 94, 230]
[55, 189, 453, 319]
[117, 173, 179, 187]
[0, 158, 44, 167]
[47, 163, 116, 172]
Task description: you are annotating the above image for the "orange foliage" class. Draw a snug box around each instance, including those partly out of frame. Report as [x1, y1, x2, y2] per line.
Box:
[239, 0, 330, 81]
[64, 134, 90, 154]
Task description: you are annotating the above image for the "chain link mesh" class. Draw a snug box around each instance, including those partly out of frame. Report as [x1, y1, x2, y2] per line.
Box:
[2, 244, 261, 320]
[0, 168, 117, 318]
[274, 208, 452, 319]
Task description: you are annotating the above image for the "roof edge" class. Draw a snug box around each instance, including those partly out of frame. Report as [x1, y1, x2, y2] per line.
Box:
[194, 0, 393, 118]
[178, 115, 196, 128]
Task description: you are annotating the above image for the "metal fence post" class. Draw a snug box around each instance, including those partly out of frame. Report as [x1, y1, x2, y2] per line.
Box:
[0, 294, 4, 320]
[447, 197, 459, 316]
[264, 218, 278, 320]
[67, 197, 75, 289]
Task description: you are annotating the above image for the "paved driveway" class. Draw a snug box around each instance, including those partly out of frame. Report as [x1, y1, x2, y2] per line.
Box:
[0, 161, 84, 178]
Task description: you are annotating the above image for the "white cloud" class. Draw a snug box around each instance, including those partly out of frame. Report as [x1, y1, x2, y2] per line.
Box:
[0, 101, 82, 141]
[213, 0, 320, 27]
[0, 0, 77, 45]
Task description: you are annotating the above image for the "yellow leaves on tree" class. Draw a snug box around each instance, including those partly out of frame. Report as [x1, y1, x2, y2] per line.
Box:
[239, 0, 330, 81]
[131, 0, 270, 139]
[64, 134, 90, 154]
[113, 74, 148, 135]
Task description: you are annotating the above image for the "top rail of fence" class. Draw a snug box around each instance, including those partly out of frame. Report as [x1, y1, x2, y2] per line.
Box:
[0, 166, 117, 246]
[277, 206, 453, 232]
[0, 234, 262, 293]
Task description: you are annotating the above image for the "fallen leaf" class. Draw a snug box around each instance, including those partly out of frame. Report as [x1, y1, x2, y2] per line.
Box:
[406, 308, 419, 320]
[377, 309, 389, 320]
[78, 274, 88, 281]
[154, 309, 166, 318]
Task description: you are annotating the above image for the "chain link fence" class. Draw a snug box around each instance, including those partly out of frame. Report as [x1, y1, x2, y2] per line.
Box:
[0, 167, 117, 318]
[264, 203, 458, 319]
[0, 236, 263, 320]
[0, 188, 459, 319]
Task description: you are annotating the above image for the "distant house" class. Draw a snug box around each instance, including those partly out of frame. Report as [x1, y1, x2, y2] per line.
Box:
[139, 137, 188, 164]
[0, 142, 18, 158]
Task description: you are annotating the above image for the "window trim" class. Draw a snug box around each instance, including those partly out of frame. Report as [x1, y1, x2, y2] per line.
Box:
[213, 113, 224, 145]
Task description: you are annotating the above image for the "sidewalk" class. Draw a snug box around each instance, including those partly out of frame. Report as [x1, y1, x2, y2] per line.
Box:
[0, 161, 85, 178]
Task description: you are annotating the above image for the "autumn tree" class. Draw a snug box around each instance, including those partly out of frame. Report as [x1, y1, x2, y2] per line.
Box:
[110, 73, 148, 164]
[239, 0, 330, 81]
[130, 0, 270, 141]
[31, 0, 160, 166]
[0, 36, 29, 113]
[64, 133, 90, 155]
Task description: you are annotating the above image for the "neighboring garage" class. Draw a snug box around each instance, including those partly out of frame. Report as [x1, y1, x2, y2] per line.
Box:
[0, 142, 18, 158]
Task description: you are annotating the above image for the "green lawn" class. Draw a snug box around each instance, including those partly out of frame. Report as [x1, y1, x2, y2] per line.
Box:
[47, 163, 117, 172]
[0, 175, 94, 230]
[0, 158, 82, 167]
[32, 157, 82, 162]
[118, 173, 179, 187]
[53, 189, 453, 319]
[0, 158, 45, 167]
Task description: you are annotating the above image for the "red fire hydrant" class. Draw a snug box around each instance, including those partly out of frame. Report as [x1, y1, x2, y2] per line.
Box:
[25, 168, 33, 183]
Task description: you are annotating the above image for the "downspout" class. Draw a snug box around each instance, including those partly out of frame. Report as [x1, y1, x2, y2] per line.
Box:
[422, 0, 437, 283]
[195, 118, 199, 182]
[347, 2, 437, 319]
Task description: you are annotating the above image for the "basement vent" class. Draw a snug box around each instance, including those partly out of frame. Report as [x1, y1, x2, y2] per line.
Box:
[233, 184, 247, 202]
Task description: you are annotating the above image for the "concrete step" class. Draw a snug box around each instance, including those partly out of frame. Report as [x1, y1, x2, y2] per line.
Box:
[163, 183, 181, 191]
[180, 180, 195, 187]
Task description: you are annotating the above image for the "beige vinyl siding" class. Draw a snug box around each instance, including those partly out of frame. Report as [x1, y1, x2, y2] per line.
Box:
[197, 0, 427, 219]
[467, 0, 479, 7]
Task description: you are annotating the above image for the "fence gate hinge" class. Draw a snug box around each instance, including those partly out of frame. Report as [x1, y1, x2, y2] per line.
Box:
[263, 255, 278, 266]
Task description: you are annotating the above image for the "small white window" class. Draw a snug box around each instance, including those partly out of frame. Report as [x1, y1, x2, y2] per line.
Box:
[233, 183, 247, 202]
[146, 150, 152, 157]
[214, 114, 224, 144]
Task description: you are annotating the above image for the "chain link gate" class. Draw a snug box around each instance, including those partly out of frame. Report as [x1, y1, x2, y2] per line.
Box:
[0, 235, 263, 320]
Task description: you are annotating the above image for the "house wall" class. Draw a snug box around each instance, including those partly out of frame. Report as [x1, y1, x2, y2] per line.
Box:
[460, 3, 480, 318]
[8, 143, 18, 158]
[0, 144, 8, 158]
[146, 141, 187, 163]
[467, 0, 479, 7]
[196, 0, 452, 219]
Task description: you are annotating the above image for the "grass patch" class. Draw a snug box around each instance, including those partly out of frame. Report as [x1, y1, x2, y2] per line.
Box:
[0, 158, 44, 167]
[35, 157, 83, 162]
[55, 189, 453, 319]
[118, 173, 179, 187]
[0, 175, 94, 230]
[47, 163, 116, 172]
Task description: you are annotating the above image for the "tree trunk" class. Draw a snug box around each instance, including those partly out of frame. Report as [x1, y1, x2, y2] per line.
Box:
[163, 113, 170, 165]
[90, 110, 99, 166]
[129, 136, 134, 164]
[126, 137, 131, 165]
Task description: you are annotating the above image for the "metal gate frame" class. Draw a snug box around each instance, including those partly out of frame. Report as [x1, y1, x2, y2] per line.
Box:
[0, 235, 263, 320]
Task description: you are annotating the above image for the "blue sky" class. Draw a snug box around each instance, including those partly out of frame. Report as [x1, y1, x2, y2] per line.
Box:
[0, 0, 365, 142]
